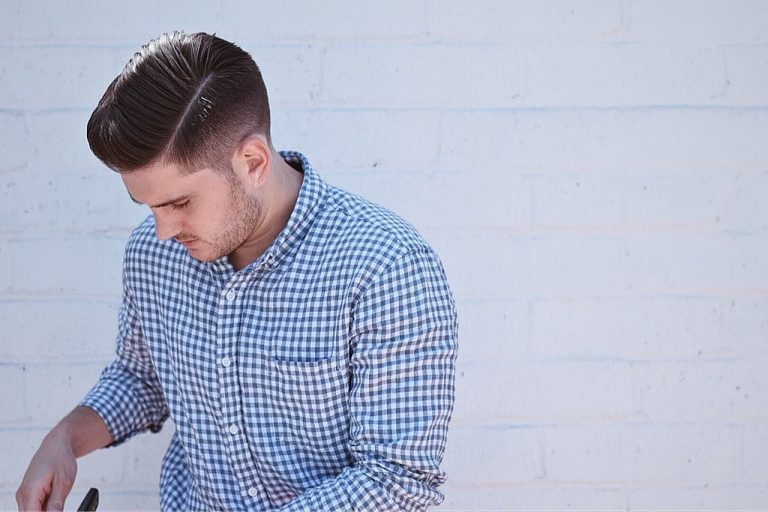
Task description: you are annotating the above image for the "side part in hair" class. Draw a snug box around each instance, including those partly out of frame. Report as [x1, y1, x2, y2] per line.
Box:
[87, 31, 271, 174]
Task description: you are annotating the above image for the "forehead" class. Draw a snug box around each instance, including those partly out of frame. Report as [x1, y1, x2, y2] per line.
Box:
[121, 161, 220, 205]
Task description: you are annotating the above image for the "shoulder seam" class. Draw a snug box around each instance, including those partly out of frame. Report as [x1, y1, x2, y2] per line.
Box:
[325, 186, 428, 253]
[356, 245, 436, 302]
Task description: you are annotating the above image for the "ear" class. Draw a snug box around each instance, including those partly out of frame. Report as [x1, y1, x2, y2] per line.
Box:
[231, 135, 271, 188]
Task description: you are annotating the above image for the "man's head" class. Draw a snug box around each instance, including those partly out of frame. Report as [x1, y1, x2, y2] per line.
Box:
[87, 32, 280, 265]
[87, 31, 271, 175]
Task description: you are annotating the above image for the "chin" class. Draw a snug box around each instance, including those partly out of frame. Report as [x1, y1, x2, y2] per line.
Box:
[190, 251, 221, 263]
[183, 245, 219, 263]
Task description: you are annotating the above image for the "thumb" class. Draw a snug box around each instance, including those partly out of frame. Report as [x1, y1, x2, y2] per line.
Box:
[44, 473, 74, 512]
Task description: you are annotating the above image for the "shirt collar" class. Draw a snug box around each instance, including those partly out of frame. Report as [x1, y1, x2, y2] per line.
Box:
[206, 150, 328, 276]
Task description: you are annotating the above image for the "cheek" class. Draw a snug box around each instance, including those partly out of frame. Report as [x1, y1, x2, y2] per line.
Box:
[187, 203, 220, 234]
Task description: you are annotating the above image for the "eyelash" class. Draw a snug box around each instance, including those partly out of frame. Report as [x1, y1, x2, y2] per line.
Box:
[170, 201, 190, 211]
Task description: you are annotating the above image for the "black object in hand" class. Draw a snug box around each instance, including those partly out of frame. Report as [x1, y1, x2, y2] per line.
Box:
[77, 488, 99, 511]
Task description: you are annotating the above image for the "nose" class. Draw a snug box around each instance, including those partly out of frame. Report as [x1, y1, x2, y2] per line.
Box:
[153, 210, 181, 241]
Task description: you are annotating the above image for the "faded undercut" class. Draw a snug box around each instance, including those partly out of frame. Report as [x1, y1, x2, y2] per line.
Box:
[87, 31, 271, 175]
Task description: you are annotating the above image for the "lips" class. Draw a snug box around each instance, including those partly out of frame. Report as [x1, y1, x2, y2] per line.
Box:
[177, 238, 198, 248]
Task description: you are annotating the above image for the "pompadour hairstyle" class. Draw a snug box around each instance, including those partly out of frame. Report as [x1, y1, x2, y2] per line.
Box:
[87, 31, 271, 174]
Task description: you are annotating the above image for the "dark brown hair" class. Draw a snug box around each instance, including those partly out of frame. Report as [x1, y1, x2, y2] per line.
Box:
[87, 31, 271, 174]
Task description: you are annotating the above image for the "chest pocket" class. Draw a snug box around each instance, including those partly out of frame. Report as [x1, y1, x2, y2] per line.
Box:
[240, 355, 352, 495]
[241, 355, 350, 447]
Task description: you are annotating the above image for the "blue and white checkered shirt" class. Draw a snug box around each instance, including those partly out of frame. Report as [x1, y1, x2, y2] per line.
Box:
[80, 151, 458, 511]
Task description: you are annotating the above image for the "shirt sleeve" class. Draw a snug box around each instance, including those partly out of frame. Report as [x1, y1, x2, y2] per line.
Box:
[78, 263, 169, 447]
[278, 247, 458, 511]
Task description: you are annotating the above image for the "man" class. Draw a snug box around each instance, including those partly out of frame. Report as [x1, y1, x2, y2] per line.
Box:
[16, 31, 457, 511]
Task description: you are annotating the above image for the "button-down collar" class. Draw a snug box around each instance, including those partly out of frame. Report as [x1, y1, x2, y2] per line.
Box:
[206, 150, 328, 277]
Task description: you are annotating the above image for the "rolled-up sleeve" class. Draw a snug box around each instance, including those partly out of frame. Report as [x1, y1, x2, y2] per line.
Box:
[79, 262, 169, 447]
[279, 247, 459, 511]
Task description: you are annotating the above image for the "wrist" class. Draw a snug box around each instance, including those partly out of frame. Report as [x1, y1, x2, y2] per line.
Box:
[42, 419, 77, 457]
[45, 406, 110, 458]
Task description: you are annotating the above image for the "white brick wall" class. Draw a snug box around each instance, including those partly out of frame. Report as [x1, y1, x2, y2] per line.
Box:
[2, 1, 767, 509]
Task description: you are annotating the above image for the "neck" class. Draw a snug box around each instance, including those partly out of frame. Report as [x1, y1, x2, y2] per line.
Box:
[228, 153, 303, 271]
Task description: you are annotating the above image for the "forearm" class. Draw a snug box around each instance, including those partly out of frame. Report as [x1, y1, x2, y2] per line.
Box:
[78, 360, 169, 447]
[47, 406, 113, 458]
[16, 407, 113, 510]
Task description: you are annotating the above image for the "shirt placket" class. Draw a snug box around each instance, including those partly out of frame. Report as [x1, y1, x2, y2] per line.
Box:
[216, 270, 267, 505]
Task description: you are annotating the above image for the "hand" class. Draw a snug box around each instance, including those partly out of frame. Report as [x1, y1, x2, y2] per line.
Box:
[16, 431, 78, 512]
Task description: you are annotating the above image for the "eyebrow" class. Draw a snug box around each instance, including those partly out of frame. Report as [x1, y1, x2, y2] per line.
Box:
[128, 192, 189, 208]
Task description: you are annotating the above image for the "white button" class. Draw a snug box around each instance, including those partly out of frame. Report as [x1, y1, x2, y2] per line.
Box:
[247, 487, 258, 497]
[228, 425, 239, 435]
[225, 290, 236, 301]
[221, 356, 232, 367]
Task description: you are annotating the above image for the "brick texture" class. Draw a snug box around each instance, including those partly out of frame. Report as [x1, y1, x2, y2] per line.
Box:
[2, 1, 767, 510]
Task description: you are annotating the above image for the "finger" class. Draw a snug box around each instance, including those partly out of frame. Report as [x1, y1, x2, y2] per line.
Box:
[44, 474, 74, 512]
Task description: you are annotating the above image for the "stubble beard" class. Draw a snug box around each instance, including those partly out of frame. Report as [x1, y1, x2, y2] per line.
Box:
[195, 178, 263, 263]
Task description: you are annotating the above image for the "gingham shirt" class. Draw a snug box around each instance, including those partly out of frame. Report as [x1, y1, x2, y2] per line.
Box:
[80, 151, 458, 511]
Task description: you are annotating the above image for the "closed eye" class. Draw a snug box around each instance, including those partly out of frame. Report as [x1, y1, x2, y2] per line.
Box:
[170, 201, 190, 211]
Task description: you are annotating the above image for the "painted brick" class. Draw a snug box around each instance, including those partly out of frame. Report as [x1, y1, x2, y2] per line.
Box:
[454, 298, 530, 364]
[3, 1, 768, 509]
[531, 170, 768, 232]
[530, 297, 768, 362]
[26, 364, 106, 426]
[438, 109, 768, 174]
[0, 363, 101, 426]
[541, 423, 742, 483]
[2, 235, 124, 296]
[0, 45, 127, 110]
[0, 299, 119, 362]
[442, 424, 544, 485]
[13, 110, 101, 177]
[1, 366, 29, 425]
[0, 428, 49, 488]
[325, 44, 733, 108]
[234, 44, 324, 108]
[0, 172, 147, 234]
[0, 241, 10, 293]
[452, 361, 537, 426]
[323, 44, 527, 108]
[622, 231, 768, 294]
[430, 230, 627, 300]
[221, 1, 430, 42]
[332, 169, 531, 231]
[0, 112, 27, 174]
[440, 485, 627, 510]
[272, 109, 442, 173]
[453, 361, 638, 426]
[0, 1, 428, 43]
[634, 361, 768, 423]
[525, 44, 727, 107]
[425, 0, 625, 43]
[0, 44, 323, 111]
[0, 0, 224, 43]
[623, 0, 768, 45]
[627, 484, 768, 509]
[721, 46, 768, 106]
[741, 424, 768, 481]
